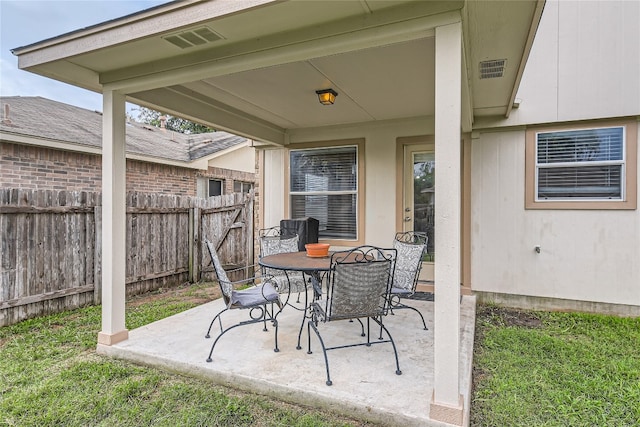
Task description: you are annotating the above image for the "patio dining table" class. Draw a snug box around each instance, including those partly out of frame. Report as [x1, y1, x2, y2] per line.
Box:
[259, 251, 333, 349]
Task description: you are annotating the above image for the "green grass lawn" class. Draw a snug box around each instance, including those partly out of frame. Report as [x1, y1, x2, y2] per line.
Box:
[471, 305, 640, 426]
[1, 285, 639, 426]
[0, 284, 371, 427]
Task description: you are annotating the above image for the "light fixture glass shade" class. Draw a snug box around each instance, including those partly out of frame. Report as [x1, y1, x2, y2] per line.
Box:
[315, 89, 338, 105]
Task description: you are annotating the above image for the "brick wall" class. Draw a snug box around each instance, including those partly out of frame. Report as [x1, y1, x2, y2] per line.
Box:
[0, 142, 103, 192]
[127, 161, 197, 195]
[195, 166, 256, 195]
[0, 142, 255, 196]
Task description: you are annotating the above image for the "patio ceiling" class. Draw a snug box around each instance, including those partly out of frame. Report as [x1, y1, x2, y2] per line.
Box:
[13, 0, 544, 144]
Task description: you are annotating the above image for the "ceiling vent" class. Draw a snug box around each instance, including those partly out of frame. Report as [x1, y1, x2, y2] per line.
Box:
[163, 26, 222, 49]
[479, 59, 506, 79]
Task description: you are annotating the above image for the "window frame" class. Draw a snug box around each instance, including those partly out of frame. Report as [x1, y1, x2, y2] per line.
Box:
[285, 138, 365, 246]
[525, 119, 637, 210]
[208, 179, 223, 197]
[234, 180, 253, 194]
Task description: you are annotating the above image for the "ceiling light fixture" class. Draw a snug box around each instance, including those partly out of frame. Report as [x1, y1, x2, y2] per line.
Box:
[315, 88, 338, 105]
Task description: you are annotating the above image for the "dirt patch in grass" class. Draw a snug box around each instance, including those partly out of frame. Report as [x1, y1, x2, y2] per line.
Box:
[477, 304, 543, 328]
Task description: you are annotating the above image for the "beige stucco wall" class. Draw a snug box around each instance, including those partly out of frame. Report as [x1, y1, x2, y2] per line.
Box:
[207, 144, 256, 174]
[476, 0, 640, 129]
[468, 0, 640, 307]
[262, 117, 433, 249]
[471, 129, 640, 306]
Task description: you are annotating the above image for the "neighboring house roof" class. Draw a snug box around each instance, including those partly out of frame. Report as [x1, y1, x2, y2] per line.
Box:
[0, 96, 249, 166]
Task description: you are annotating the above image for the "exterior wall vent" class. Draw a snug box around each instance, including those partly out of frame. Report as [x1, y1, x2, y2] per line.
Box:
[163, 27, 222, 49]
[479, 59, 506, 79]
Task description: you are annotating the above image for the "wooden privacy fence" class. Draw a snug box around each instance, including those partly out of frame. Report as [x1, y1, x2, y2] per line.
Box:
[0, 189, 253, 326]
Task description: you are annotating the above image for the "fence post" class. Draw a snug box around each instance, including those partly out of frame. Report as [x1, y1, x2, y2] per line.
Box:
[188, 207, 194, 283]
[93, 205, 102, 305]
[192, 206, 201, 282]
[246, 194, 254, 275]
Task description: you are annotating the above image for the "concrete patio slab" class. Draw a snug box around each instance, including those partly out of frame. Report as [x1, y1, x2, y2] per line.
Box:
[97, 294, 476, 427]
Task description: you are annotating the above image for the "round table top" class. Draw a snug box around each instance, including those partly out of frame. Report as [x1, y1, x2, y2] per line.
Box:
[259, 251, 333, 272]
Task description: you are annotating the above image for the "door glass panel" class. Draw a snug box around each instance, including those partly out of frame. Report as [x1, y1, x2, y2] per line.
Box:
[413, 152, 435, 261]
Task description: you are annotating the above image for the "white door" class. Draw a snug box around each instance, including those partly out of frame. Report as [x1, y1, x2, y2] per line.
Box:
[404, 144, 435, 282]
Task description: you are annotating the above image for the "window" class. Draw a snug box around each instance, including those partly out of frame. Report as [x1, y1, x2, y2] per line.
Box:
[290, 146, 358, 240]
[525, 120, 637, 209]
[208, 179, 223, 197]
[234, 181, 253, 194]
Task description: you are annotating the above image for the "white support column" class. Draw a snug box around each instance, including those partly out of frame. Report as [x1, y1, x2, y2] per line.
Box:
[430, 21, 464, 426]
[97, 90, 129, 346]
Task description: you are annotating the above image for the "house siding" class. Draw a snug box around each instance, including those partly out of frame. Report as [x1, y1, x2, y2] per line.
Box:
[475, 0, 640, 129]
[470, 129, 640, 307]
[467, 0, 640, 309]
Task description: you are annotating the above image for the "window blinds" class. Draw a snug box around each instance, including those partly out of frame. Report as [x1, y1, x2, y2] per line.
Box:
[536, 127, 624, 200]
[290, 147, 357, 239]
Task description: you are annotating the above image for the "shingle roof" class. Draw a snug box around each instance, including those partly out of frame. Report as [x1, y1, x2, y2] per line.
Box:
[0, 96, 248, 163]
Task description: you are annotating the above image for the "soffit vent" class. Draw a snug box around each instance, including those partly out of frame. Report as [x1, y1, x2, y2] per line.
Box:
[479, 59, 506, 79]
[163, 26, 223, 49]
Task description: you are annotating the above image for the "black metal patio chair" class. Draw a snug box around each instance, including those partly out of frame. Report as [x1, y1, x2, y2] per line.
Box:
[204, 239, 283, 362]
[259, 226, 309, 302]
[386, 231, 429, 331]
[307, 245, 401, 386]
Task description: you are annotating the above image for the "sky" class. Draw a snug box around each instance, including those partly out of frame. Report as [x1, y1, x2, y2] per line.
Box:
[0, 0, 168, 114]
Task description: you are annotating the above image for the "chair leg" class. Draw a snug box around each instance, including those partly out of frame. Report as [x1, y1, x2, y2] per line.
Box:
[400, 301, 428, 330]
[205, 308, 228, 338]
[296, 289, 310, 350]
[356, 318, 365, 337]
[206, 322, 243, 362]
[273, 317, 279, 353]
[266, 302, 280, 352]
[378, 300, 428, 340]
[308, 320, 333, 386]
[374, 317, 402, 376]
[207, 305, 280, 361]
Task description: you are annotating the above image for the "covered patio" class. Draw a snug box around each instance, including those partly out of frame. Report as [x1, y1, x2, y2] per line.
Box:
[99, 292, 477, 427]
[12, 1, 543, 425]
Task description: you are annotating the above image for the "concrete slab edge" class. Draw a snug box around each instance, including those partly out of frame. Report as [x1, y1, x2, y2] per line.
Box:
[97, 343, 440, 427]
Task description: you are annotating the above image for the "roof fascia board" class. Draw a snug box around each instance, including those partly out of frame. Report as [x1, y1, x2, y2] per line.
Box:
[101, 9, 461, 93]
[14, 0, 276, 68]
[1, 132, 102, 155]
[129, 86, 286, 145]
[505, 0, 546, 118]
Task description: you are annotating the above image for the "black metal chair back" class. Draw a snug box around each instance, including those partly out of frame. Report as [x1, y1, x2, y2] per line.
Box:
[257, 227, 307, 299]
[385, 231, 429, 332]
[392, 231, 428, 294]
[308, 245, 401, 386]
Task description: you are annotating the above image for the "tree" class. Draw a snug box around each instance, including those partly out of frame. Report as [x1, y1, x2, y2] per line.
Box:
[134, 107, 214, 134]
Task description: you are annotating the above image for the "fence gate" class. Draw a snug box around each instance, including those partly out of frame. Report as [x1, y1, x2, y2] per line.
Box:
[197, 192, 254, 282]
